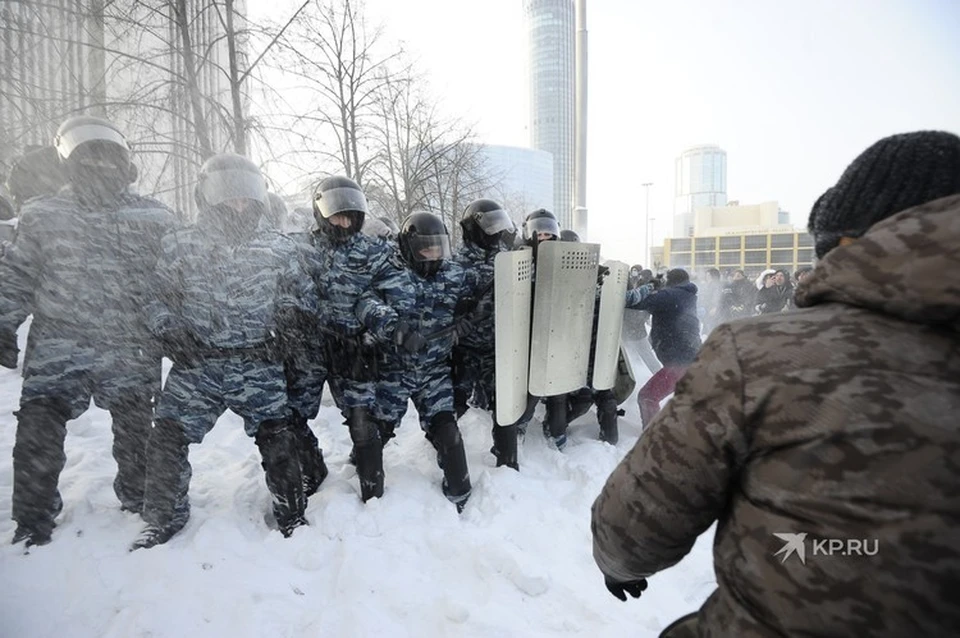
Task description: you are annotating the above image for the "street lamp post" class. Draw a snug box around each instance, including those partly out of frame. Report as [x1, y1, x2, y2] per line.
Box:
[642, 182, 653, 266]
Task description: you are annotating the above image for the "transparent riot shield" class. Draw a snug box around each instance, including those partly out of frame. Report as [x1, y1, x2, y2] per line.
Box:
[527, 241, 600, 397]
[494, 247, 534, 426]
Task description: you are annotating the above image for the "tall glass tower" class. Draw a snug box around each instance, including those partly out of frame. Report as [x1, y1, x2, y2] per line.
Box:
[524, 0, 576, 230]
[674, 145, 727, 238]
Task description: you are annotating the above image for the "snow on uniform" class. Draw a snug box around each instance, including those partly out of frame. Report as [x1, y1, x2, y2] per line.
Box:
[359, 258, 480, 431]
[148, 226, 318, 441]
[0, 187, 176, 528]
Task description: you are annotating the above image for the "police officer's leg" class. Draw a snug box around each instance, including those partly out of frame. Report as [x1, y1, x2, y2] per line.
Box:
[348, 403, 384, 502]
[11, 396, 72, 546]
[544, 394, 569, 449]
[451, 345, 471, 419]
[254, 417, 307, 536]
[134, 365, 218, 550]
[234, 358, 307, 533]
[284, 352, 328, 497]
[566, 387, 594, 423]
[595, 388, 619, 445]
[11, 339, 91, 546]
[479, 359, 519, 471]
[417, 370, 471, 510]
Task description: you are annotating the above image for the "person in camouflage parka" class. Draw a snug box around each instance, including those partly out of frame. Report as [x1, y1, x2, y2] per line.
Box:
[591, 131, 960, 637]
[0, 117, 176, 547]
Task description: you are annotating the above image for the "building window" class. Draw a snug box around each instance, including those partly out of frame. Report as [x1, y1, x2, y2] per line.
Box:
[719, 252, 741, 265]
[671, 238, 692, 251]
[695, 237, 715, 250]
[744, 251, 767, 264]
[798, 233, 814, 247]
[770, 249, 794, 264]
[719, 236, 741, 250]
[745, 235, 767, 249]
[797, 249, 814, 264]
[671, 255, 691, 267]
[695, 251, 716, 265]
[770, 234, 795, 248]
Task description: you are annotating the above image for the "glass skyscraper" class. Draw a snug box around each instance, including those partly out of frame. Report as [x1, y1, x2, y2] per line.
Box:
[524, 0, 575, 230]
[674, 145, 728, 238]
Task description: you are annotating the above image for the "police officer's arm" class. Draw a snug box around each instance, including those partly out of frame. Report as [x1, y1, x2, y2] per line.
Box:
[591, 324, 748, 582]
[355, 248, 407, 342]
[143, 232, 185, 337]
[0, 202, 45, 332]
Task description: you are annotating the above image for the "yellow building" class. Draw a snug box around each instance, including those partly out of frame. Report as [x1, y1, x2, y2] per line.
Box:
[658, 200, 815, 278]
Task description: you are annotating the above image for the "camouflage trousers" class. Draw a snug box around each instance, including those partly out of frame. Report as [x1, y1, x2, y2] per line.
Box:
[143, 354, 290, 530]
[154, 355, 289, 442]
[373, 361, 455, 431]
[13, 333, 160, 534]
[284, 345, 329, 421]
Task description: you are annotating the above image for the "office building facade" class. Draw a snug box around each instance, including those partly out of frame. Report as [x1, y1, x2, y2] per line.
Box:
[475, 144, 554, 223]
[674, 144, 727, 238]
[524, 0, 576, 229]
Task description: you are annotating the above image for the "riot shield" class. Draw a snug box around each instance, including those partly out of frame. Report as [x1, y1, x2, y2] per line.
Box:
[612, 345, 637, 405]
[592, 260, 628, 390]
[494, 247, 534, 426]
[528, 241, 600, 397]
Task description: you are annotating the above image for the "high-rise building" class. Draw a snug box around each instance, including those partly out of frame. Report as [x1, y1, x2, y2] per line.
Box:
[524, 0, 576, 230]
[674, 144, 727, 238]
[475, 144, 554, 223]
[0, 1, 246, 218]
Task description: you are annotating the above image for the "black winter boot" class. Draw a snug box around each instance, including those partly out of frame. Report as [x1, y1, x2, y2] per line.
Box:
[256, 419, 308, 537]
[566, 388, 594, 423]
[429, 412, 471, 512]
[290, 413, 327, 497]
[491, 423, 519, 471]
[348, 408, 384, 502]
[544, 395, 569, 450]
[135, 419, 192, 551]
[12, 397, 71, 546]
[596, 390, 620, 445]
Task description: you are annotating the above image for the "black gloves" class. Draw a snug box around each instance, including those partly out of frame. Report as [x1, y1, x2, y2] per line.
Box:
[394, 321, 427, 354]
[604, 576, 648, 602]
[453, 315, 474, 341]
[0, 329, 18, 369]
[158, 326, 204, 367]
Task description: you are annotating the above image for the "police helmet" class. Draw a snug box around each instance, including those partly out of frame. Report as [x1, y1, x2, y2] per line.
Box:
[194, 153, 268, 210]
[523, 208, 560, 243]
[399, 211, 452, 278]
[461, 198, 516, 250]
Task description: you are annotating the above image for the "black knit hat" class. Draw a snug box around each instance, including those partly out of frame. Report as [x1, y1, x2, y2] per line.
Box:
[807, 130, 960, 258]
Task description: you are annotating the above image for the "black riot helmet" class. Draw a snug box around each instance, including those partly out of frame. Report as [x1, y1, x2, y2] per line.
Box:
[312, 175, 368, 243]
[195, 153, 268, 242]
[399, 211, 452, 278]
[523, 208, 560, 243]
[55, 115, 136, 207]
[460, 198, 516, 251]
[7, 146, 65, 211]
[559, 229, 581, 242]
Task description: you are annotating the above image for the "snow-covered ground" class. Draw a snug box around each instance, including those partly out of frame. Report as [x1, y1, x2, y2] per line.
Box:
[0, 343, 716, 638]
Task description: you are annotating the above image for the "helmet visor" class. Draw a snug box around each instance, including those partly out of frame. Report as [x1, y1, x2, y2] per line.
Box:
[56, 123, 129, 160]
[201, 169, 268, 207]
[476, 207, 515, 235]
[406, 234, 452, 262]
[525, 215, 560, 239]
[314, 185, 369, 218]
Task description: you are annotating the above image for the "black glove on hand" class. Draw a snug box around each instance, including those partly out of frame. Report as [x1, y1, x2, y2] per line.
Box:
[597, 264, 611, 286]
[394, 321, 427, 354]
[0, 329, 18, 370]
[159, 327, 203, 367]
[453, 315, 474, 341]
[604, 576, 648, 602]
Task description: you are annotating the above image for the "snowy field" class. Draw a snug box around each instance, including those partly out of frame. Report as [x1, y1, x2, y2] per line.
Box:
[0, 339, 716, 638]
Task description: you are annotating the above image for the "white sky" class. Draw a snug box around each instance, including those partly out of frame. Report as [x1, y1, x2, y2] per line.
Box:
[251, 0, 960, 263]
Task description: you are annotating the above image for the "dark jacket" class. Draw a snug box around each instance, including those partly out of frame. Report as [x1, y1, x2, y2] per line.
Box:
[756, 282, 793, 314]
[625, 281, 701, 365]
[593, 194, 960, 637]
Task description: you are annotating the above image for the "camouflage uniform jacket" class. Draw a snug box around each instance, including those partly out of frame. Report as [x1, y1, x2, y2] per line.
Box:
[592, 195, 960, 636]
[291, 230, 404, 338]
[146, 225, 317, 349]
[357, 259, 480, 370]
[0, 186, 176, 345]
[453, 241, 497, 351]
